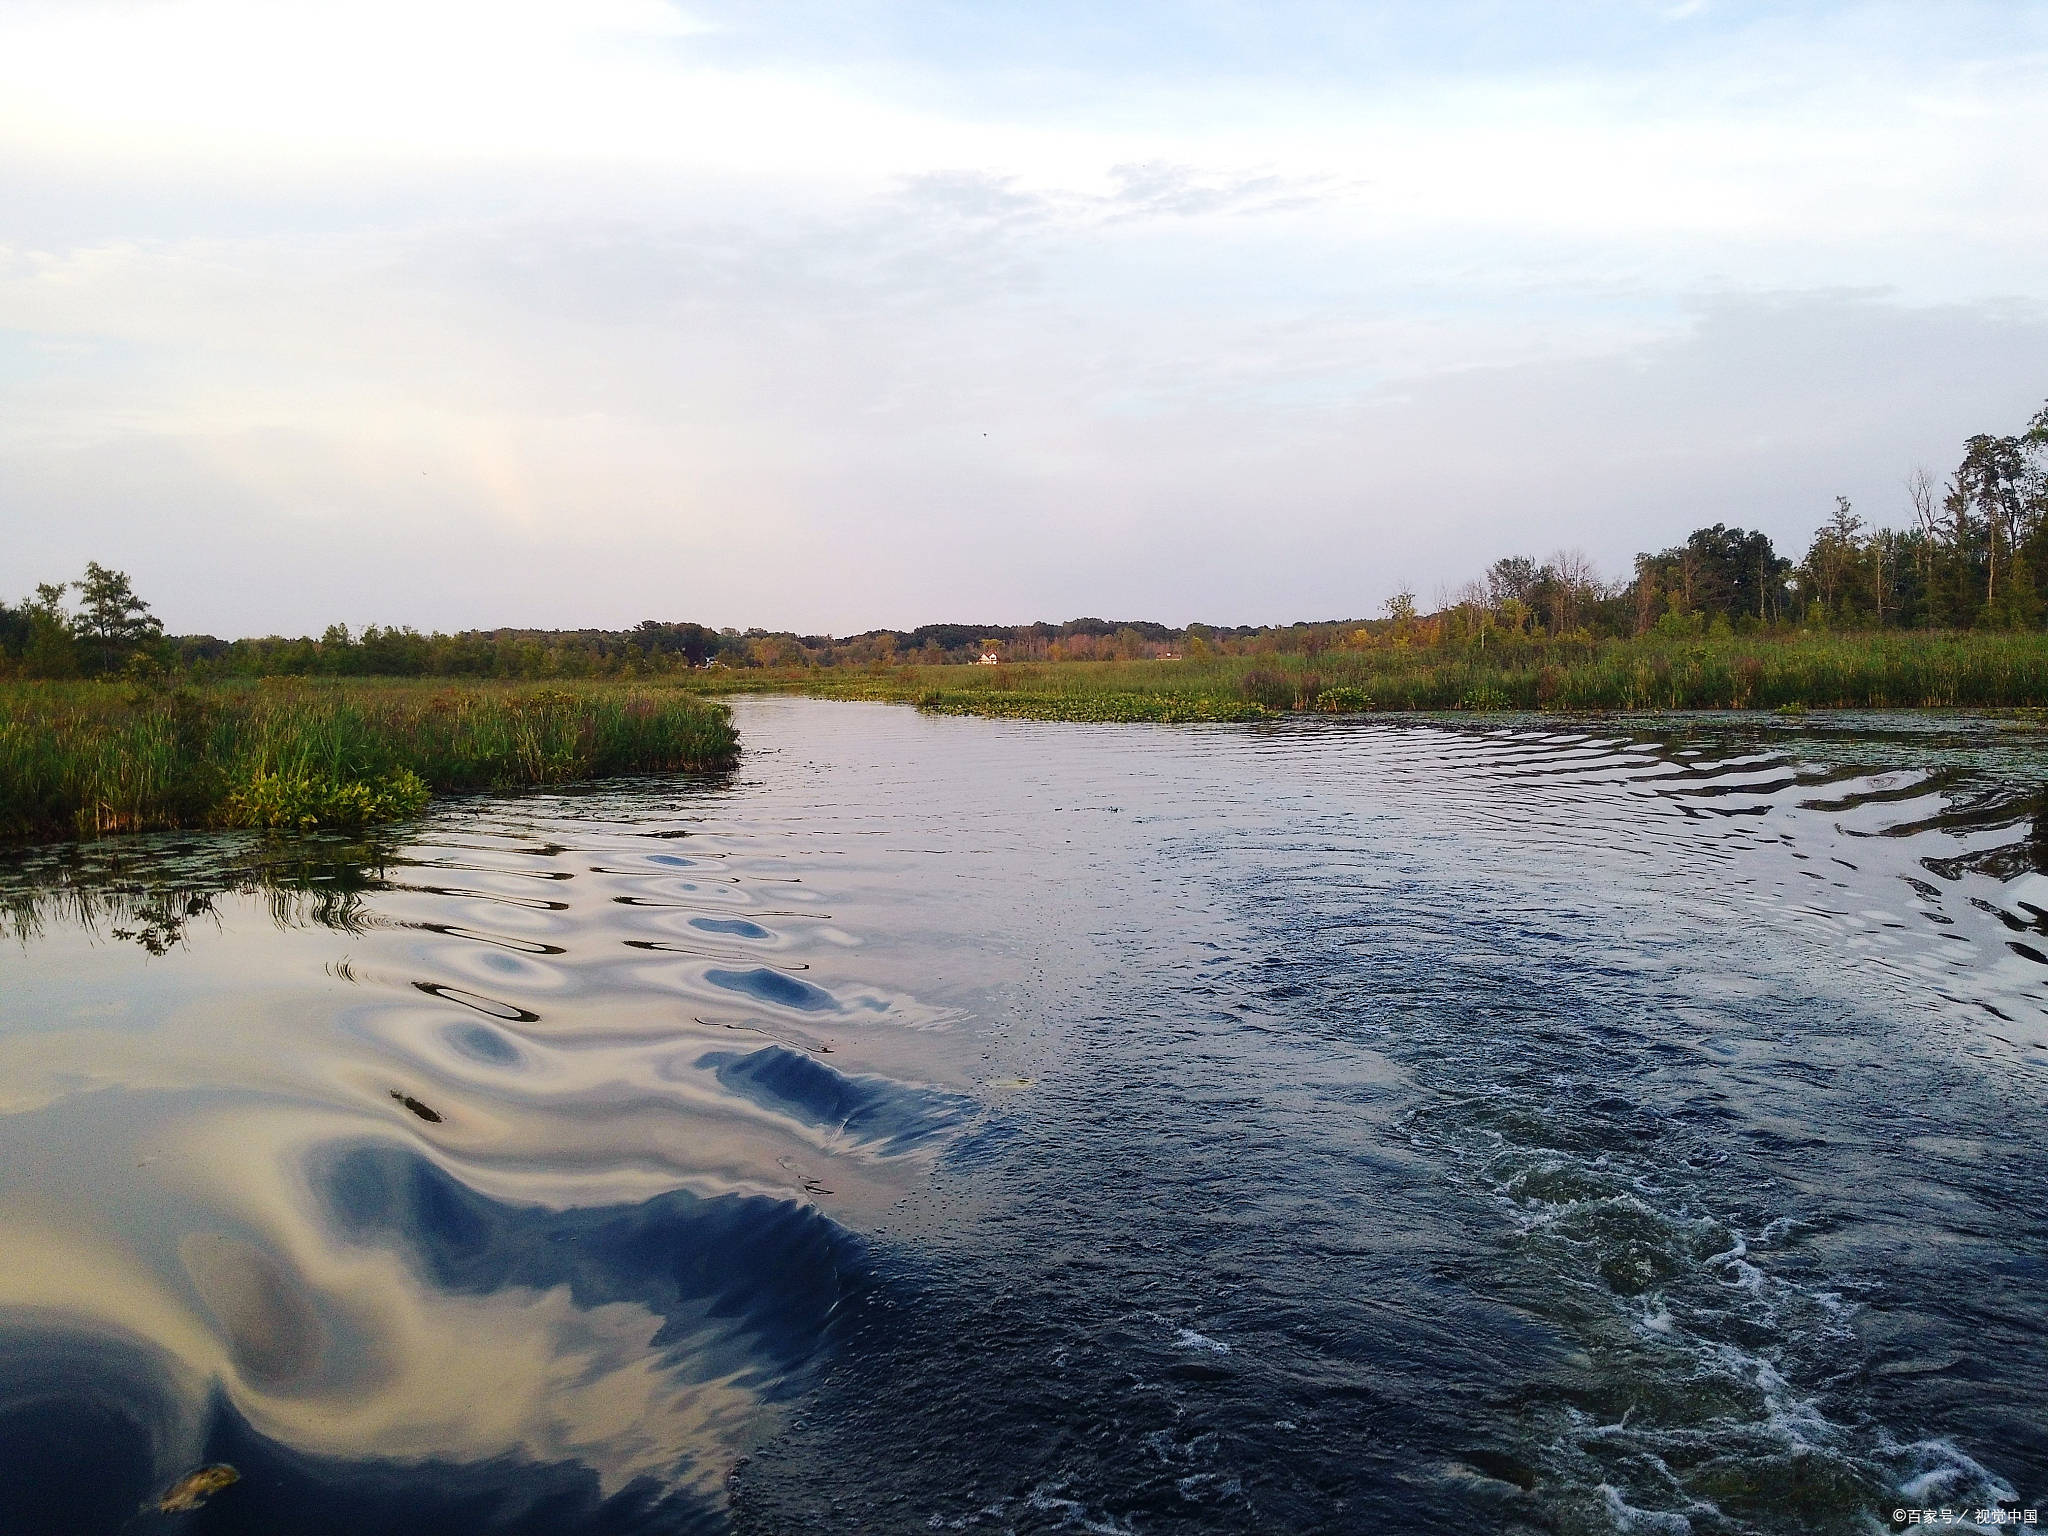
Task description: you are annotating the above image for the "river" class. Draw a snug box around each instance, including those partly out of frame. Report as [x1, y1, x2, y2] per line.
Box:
[1, 697, 2043, 1534]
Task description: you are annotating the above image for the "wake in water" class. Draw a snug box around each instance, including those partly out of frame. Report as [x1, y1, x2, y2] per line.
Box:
[1, 701, 2044, 1533]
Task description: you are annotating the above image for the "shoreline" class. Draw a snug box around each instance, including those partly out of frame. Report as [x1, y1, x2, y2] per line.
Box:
[0, 679, 738, 843]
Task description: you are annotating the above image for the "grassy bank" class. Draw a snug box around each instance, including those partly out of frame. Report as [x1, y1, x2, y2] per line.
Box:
[0, 679, 737, 842]
[702, 631, 2048, 720]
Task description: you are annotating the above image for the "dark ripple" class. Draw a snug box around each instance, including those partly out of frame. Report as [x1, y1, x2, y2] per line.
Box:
[699, 1046, 976, 1154]
[690, 917, 772, 940]
[406, 921, 568, 955]
[389, 882, 570, 911]
[623, 940, 807, 968]
[704, 968, 838, 1013]
[0, 1330, 723, 1536]
[447, 1023, 523, 1065]
[413, 981, 543, 1023]
[322, 1144, 869, 1388]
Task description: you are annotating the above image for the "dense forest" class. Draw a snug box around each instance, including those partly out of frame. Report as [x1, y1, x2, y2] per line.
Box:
[3, 398, 2042, 681]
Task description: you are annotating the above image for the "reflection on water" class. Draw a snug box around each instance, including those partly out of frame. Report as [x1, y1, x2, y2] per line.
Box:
[3, 702, 2047, 1533]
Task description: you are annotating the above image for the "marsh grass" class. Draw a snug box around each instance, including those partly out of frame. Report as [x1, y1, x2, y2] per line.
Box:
[718, 631, 2048, 722]
[0, 679, 737, 842]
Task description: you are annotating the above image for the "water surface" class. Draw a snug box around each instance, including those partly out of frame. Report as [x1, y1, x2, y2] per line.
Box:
[2, 699, 2045, 1534]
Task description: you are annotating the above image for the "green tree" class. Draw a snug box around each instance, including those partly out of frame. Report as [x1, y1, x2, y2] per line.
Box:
[1485, 556, 1540, 609]
[23, 582, 78, 677]
[1383, 589, 1419, 646]
[0, 599, 28, 664]
[1950, 433, 2036, 627]
[72, 562, 164, 673]
[1800, 497, 1864, 622]
[1635, 525, 1790, 628]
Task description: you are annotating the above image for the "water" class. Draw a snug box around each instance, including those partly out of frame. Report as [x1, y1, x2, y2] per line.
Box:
[2, 697, 2045, 1534]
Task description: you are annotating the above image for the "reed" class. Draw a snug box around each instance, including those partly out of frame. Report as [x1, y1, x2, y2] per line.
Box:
[0, 679, 737, 842]
[729, 631, 2048, 721]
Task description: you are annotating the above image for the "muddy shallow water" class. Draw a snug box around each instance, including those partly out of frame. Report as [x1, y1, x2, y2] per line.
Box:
[1, 698, 2045, 1534]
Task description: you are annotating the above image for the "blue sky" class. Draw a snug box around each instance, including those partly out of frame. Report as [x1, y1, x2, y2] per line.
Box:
[1, 0, 2043, 634]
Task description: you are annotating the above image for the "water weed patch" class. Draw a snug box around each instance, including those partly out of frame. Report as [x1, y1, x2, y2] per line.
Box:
[913, 689, 1275, 723]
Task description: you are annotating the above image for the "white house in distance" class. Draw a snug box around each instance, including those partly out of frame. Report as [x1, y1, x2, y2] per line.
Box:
[977, 651, 1001, 665]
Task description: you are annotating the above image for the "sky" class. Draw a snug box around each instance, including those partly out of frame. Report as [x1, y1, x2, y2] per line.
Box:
[1, 1, 2044, 637]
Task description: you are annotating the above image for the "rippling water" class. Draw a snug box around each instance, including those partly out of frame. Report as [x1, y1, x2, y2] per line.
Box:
[3, 699, 2046, 1534]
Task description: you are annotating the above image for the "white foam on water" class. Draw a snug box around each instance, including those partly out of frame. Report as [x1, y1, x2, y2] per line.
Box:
[1885, 1436, 2019, 1510]
[1421, 1081, 2020, 1532]
[1598, 1483, 1697, 1534]
[1023, 1481, 1139, 1535]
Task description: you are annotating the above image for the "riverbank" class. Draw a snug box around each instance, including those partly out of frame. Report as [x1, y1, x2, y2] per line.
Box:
[693, 631, 2048, 720]
[0, 679, 737, 841]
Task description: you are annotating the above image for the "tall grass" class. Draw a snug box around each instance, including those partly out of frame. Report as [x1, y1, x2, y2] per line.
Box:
[0, 679, 737, 842]
[723, 632, 2048, 720]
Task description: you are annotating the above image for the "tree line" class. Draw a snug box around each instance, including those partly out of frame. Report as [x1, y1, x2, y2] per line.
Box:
[0, 586, 1236, 679]
[4, 396, 2042, 679]
[1414, 396, 2048, 645]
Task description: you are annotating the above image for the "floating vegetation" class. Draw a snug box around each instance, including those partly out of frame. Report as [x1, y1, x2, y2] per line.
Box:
[157, 1464, 239, 1514]
[221, 768, 432, 830]
[1309, 685, 1374, 713]
[391, 1090, 444, 1123]
[913, 689, 1275, 723]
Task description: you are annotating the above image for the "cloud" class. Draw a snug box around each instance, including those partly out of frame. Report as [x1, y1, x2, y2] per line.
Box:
[0, 2, 2043, 632]
[4, 272, 2040, 634]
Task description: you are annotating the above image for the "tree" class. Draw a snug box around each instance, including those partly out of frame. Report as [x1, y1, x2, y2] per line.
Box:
[1801, 497, 1864, 619]
[1383, 589, 1418, 646]
[71, 562, 163, 672]
[0, 599, 28, 664]
[23, 581, 78, 677]
[1634, 525, 1790, 628]
[1485, 556, 1540, 609]
[1545, 548, 1602, 636]
[1952, 433, 2036, 626]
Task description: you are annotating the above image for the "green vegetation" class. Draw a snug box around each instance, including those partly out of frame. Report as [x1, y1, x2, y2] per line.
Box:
[706, 629, 2048, 722]
[915, 689, 1276, 723]
[0, 680, 737, 843]
[220, 768, 432, 831]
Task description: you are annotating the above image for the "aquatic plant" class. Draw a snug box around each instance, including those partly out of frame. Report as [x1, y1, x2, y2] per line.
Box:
[1311, 686, 1374, 713]
[0, 680, 737, 842]
[219, 768, 431, 830]
[914, 689, 1274, 724]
